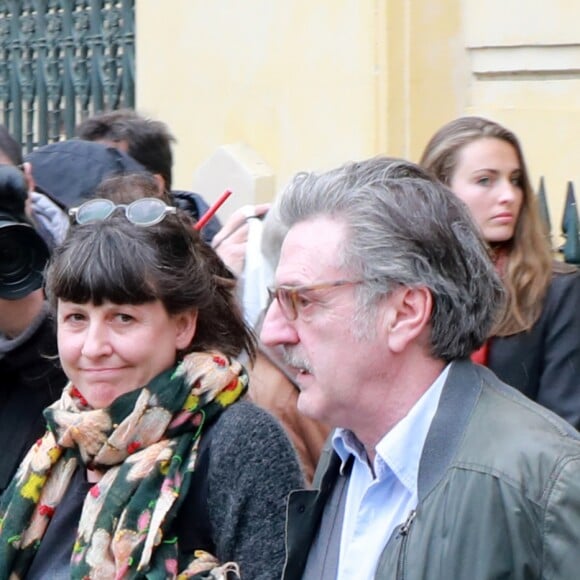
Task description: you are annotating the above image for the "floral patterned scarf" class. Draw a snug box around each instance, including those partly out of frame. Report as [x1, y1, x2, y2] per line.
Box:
[0, 350, 247, 579]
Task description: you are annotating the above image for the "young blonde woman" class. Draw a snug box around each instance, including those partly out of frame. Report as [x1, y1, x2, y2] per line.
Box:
[420, 116, 580, 429]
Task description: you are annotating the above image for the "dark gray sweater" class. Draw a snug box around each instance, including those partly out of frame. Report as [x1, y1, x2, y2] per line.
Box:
[202, 400, 304, 578]
[26, 400, 303, 579]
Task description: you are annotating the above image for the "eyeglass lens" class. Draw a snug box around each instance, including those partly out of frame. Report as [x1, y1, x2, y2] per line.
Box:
[126, 199, 168, 225]
[268, 280, 364, 322]
[75, 199, 115, 224]
[269, 287, 297, 320]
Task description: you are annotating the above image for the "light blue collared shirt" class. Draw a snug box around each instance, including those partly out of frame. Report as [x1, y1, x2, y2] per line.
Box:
[333, 364, 450, 580]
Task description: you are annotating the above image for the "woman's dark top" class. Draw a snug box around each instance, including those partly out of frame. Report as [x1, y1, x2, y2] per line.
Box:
[489, 270, 580, 429]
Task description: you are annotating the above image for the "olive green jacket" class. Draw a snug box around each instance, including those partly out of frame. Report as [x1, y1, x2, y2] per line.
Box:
[283, 360, 580, 579]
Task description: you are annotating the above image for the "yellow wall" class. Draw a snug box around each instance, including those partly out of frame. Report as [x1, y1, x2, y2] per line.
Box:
[391, 0, 468, 160]
[462, 0, 580, 238]
[136, 0, 580, 233]
[136, 1, 467, 190]
[137, 1, 386, 200]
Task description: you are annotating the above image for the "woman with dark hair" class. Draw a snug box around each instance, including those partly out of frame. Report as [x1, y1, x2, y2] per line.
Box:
[420, 116, 580, 428]
[0, 196, 303, 578]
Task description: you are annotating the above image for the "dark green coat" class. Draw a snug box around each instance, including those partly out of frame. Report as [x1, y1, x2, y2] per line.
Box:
[283, 360, 580, 579]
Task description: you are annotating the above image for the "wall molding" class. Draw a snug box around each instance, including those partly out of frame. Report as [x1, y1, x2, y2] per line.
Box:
[470, 44, 580, 79]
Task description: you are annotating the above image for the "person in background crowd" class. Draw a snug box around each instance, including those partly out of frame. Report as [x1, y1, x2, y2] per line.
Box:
[211, 202, 271, 297]
[0, 126, 68, 250]
[0, 125, 68, 497]
[420, 116, 580, 429]
[261, 156, 580, 579]
[0, 191, 302, 578]
[76, 109, 222, 243]
[25, 138, 146, 209]
[95, 172, 172, 205]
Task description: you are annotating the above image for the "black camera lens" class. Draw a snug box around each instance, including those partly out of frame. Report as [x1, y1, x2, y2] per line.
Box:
[0, 220, 49, 300]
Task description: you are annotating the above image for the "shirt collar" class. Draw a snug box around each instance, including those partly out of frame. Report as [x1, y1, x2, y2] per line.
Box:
[333, 363, 451, 491]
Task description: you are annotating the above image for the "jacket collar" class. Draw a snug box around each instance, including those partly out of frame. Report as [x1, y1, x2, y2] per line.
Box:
[417, 358, 483, 500]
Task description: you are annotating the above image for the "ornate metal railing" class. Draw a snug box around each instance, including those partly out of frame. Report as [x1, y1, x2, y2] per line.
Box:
[537, 178, 580, 265]
[0, 0, 134, 153]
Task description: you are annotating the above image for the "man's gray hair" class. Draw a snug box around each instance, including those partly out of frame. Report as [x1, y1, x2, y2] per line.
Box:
[276, 156, 504, 361]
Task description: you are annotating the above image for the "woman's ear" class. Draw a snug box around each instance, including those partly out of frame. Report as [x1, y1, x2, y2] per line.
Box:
[174, 309, 198, 350]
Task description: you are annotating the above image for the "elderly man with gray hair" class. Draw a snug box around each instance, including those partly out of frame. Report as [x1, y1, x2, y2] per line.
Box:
[261, 157, 580, 580]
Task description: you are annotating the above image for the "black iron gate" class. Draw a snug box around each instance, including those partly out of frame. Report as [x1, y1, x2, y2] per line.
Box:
[0, 0, 134, 153]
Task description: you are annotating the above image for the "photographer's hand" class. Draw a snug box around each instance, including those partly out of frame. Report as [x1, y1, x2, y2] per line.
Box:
[212, 203, 270, 277]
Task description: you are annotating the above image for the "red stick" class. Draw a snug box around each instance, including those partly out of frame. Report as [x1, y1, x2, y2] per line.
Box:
[194, 189, 233, 231]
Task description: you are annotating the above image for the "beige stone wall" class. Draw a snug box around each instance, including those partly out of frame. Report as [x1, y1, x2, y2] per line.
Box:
[136, 0, 580, 232]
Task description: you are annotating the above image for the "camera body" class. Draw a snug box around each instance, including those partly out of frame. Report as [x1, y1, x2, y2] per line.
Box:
[0, 165, 49, 300]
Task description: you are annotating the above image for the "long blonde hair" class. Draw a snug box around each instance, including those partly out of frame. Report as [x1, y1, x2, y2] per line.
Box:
[420, 116, 570, 336]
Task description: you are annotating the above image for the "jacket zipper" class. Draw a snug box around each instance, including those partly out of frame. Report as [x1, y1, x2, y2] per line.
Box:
[396, 509, 416, 580]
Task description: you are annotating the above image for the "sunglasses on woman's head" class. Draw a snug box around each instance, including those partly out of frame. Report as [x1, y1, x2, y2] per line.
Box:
[69, 197, 177, 226]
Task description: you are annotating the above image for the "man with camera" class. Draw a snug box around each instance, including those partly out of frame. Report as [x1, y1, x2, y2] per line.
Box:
[0, 126, 68, 495]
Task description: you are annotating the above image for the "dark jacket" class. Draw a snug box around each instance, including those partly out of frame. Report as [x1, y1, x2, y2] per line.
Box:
[0, 312, 67, 494]
[25, 140, 146, 209]
[171, 190, 222, 244]
[284, 360, 580, 580]
[489, 269, 580, 428]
